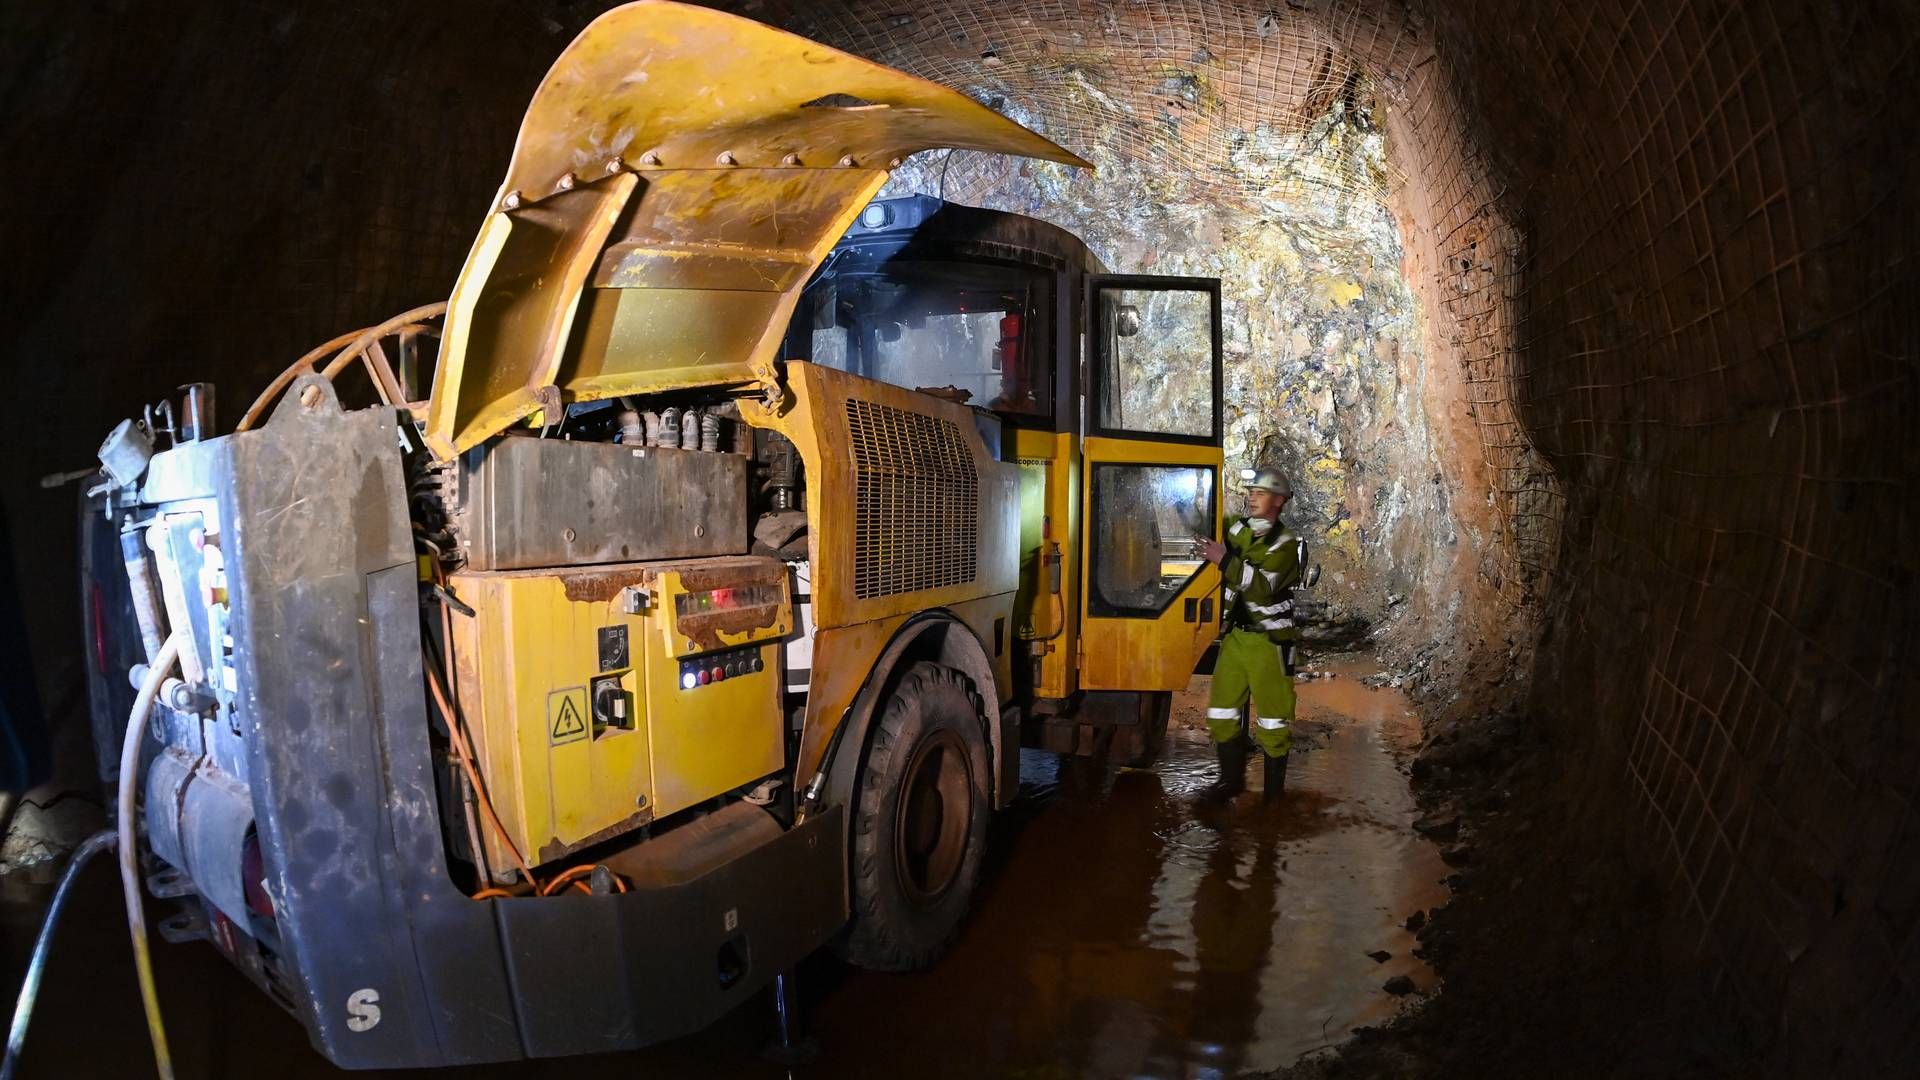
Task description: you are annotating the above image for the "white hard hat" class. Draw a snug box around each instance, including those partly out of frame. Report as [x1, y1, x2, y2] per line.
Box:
[1243, 466, 1292, 496]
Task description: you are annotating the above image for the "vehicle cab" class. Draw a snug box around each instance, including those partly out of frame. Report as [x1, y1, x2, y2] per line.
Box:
[783, 195, 1227, 753]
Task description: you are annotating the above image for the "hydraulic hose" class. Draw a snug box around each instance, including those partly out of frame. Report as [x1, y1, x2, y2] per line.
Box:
[1, 829, 118, 1080]
[120, 631, 181, 1080]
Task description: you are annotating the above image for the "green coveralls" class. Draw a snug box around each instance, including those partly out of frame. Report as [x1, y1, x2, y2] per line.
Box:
[1207, 516, 1306, 758]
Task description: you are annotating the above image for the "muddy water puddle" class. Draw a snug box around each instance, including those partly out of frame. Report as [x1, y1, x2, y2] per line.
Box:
[786, 659, 1449, 1078]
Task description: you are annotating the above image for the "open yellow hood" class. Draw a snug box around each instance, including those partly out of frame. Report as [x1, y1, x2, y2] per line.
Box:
[424, 0, 1089, 457]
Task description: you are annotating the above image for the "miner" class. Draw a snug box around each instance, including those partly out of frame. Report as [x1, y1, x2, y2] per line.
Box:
[1196, 466, 1306, 803]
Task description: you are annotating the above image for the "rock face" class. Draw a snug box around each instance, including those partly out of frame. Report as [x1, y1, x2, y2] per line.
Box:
[879, 90, 1469, 648]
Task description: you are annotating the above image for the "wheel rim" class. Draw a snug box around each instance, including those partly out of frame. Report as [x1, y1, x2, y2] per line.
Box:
[893, 728, 972, 905]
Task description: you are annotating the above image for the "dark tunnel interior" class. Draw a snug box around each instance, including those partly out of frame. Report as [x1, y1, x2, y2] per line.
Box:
[0, 2, 1914, 1076]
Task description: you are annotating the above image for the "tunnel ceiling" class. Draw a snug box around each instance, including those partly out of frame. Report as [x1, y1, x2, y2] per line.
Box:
[766, 0, 1418, 208]
[3, 1, 1914, 1069]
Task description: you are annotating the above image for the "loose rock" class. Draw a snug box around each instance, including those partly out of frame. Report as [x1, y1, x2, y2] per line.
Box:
[1466, 787, 1506, 811]
[1413, 807, 1460, 839]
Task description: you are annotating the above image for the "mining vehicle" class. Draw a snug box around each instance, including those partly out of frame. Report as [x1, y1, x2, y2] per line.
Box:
[75, 2, 1224, 1068]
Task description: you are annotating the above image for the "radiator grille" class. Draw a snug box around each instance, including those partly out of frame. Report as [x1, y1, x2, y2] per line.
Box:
[845, 400, 979, 598]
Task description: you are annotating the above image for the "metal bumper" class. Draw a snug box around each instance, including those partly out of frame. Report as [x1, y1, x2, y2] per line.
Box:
[491, 804, 845, 1060]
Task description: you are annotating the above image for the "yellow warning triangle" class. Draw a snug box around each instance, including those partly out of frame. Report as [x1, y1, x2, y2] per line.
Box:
[551, 696, 586, 739]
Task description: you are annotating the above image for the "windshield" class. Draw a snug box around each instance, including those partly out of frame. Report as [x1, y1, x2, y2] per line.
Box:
[782, 259, 1053, 417]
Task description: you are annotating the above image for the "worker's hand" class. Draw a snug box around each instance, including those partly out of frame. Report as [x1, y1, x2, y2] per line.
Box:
[1199, 538, 1227, 565]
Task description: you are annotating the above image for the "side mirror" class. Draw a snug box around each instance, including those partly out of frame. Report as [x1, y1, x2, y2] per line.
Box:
[877, 321, 903, 344]
[1114, 303, 1143, 337]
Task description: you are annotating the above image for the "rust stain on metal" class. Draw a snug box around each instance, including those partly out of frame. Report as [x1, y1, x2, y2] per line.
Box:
[677, 558, 788, 650]
[677, 559, 785, 592]
[559, 566, 659, 604]
[678, 604, 784, 652]
[538, 806, 656, 867]
[557, 556, 785, 606]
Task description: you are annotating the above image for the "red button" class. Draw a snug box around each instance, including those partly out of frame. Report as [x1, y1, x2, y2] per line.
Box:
[698, 669, 711, 685]
[712, 666, 726, 682]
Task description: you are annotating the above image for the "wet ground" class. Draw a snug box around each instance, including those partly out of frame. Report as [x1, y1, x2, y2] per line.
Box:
[2, 661, 1446, 1078]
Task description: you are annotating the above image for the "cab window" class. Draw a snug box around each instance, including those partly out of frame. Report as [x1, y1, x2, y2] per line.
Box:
[1089, 277, 1222, 444]
[1088, 463, 1215, 616]
[783, 259, 1053, 419]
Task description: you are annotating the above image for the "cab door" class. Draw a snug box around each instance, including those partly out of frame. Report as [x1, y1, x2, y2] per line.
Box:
[1078, 275, 1224, 691]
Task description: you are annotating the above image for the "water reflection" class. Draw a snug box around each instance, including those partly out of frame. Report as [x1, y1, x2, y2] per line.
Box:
[793, 661, 1448, 1078]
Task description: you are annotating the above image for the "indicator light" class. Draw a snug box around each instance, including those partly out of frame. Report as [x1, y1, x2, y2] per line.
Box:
[681, 671, 697, 690]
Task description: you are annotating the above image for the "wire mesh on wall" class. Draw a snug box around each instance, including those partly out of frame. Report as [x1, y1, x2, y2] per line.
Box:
[762, 0, 1562, 621]
[773, 1, 1420, 207]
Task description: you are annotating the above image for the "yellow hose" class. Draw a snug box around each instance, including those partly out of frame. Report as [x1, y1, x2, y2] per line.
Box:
[120, 632, 180, 1080]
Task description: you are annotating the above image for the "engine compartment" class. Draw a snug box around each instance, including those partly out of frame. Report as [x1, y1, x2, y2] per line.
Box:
[406, 390, 817, 887]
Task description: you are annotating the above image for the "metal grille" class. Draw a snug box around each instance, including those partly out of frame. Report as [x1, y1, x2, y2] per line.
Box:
[845, 400, 979, 598]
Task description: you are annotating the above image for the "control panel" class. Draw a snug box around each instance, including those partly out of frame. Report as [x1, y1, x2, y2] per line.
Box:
[678, 646, 767, 690]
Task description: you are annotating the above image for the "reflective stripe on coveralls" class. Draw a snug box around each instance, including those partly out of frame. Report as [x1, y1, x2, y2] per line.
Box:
[1218, 518, 1304, 645]
[1205, 628, 1296, 757]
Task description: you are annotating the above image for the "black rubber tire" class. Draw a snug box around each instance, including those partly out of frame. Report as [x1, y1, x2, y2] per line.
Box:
[841, 661, 992, 972]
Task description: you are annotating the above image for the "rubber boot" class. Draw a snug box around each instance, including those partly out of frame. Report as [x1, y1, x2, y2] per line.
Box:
[1262, 752, 1289, 802]
[1197, 739, 1248, 804]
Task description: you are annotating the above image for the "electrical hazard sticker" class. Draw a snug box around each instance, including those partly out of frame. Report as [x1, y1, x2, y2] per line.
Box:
[547, 687, 588, 745]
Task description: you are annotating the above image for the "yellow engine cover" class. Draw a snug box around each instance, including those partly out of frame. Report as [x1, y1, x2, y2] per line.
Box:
[448, 557, 790, 871]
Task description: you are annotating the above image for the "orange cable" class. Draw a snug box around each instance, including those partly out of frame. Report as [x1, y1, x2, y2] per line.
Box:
[538, 866, 595, 897]
[425, 564, 631, 904]
[538, 864, 628, 897]
[423, 662, 540, 893]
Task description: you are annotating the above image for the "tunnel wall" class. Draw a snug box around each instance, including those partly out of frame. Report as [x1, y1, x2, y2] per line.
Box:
[0, 3, 558, 752]
[1404, 1, 1918, 1068]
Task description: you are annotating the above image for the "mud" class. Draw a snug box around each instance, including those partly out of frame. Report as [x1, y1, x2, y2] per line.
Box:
[0, 661, 1445, 1078]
